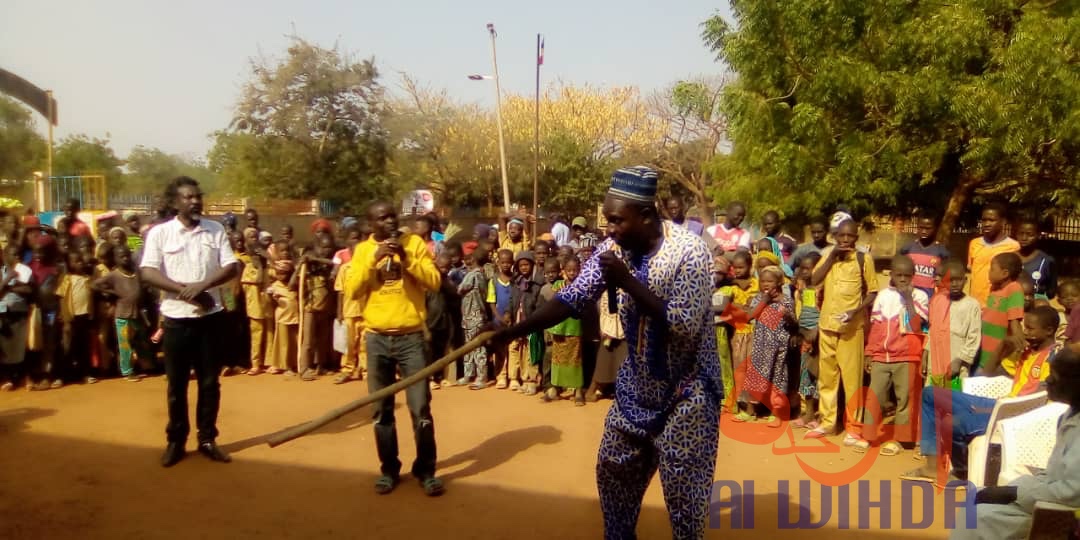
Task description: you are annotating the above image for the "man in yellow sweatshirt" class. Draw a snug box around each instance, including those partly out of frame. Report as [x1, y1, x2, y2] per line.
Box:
[346, 201, 444, 497]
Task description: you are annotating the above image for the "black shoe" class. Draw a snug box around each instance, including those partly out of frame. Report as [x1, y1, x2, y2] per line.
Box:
[161, 443, 185, 468]
[198, 441, 232, 463]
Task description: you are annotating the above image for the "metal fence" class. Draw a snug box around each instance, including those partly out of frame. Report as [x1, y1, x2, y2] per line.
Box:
[47, 175, 107, 212]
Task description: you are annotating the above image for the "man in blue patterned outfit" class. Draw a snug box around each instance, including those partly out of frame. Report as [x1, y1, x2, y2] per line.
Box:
[492, 166, 721, 539]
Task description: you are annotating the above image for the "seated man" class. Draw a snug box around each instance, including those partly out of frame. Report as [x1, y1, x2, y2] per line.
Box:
[903, 305, 1061, 482]
[949, 346, 1080, 540]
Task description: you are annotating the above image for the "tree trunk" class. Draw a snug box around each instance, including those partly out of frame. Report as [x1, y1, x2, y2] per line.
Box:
[937, 175, 980, 245]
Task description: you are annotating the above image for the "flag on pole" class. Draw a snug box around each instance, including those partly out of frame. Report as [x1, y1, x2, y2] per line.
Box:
[538, 36, 545, 66]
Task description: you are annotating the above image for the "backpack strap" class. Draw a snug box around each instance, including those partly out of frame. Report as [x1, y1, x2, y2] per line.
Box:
[856, 251, 868, 299]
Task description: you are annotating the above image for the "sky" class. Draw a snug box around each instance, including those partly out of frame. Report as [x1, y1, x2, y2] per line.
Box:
[1, 0, 732, 160]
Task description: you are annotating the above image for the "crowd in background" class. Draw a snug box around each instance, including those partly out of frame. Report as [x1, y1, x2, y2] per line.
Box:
[1, 193, 1078, 479]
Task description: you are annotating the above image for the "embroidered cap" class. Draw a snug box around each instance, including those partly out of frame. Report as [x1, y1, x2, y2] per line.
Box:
[608, 166, 659, 204]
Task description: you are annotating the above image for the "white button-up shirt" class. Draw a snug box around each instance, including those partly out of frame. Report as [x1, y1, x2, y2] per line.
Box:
[140, 217, 237, 319]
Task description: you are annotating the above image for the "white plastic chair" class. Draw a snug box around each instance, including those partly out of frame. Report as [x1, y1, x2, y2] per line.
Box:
[993, 401, 1071, 486]
[965, 388, 1049, 488]
[961, 376, 1014, 399]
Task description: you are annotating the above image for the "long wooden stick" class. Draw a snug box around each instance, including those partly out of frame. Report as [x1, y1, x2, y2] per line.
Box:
[267, 330, 494, 448]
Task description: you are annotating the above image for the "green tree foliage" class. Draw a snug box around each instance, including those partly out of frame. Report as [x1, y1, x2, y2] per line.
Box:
[125, 146, 220, 196]
[52, 134, 123, 192]
[703, 1, 1080, 237]
[0, 95, 46, 180]
[208, 36, 391, 205]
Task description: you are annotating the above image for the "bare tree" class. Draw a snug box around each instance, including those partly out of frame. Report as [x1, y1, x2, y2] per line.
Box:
[648, 75, 734, 223]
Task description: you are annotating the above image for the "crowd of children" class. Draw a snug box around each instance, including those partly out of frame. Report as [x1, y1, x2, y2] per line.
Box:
[2, 196, 1078, 484]
[0, 204, 621, 410]
[707, 200, 1078, 483]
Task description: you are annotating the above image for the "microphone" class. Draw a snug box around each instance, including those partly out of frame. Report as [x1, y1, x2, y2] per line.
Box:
[385, 229, 402, 271]
[608, 282, 618, 314]
[607, 247, 627, 314]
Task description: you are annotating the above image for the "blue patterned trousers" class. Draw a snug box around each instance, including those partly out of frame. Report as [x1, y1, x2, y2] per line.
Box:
[596, 380, 719, 540]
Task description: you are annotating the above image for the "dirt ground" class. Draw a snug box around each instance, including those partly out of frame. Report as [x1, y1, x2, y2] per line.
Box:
[0, 375, 962, 539]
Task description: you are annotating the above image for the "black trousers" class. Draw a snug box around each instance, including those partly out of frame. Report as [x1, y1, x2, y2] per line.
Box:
[162, 312, 224, 444]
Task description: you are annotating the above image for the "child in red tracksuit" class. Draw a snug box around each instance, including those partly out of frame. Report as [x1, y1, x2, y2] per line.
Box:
[848, 255, 928, 455]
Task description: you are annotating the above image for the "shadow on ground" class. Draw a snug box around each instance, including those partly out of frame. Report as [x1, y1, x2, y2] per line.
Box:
[1, 406, 932, 539]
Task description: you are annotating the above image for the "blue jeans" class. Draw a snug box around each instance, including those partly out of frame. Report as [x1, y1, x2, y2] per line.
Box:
[919, 387, 995, 475]
[366, 331, 436, 479]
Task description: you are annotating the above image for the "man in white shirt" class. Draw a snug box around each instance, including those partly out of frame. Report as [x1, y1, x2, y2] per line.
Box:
[550, 214, 571, 248]
[141, 176, 239, 468]
[704, 201, 752, 256]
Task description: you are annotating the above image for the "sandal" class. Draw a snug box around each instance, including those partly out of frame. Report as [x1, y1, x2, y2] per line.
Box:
[374, 475, 399, 495]
[899, 468, 936, 483]
[469, 379, 488, 390]
[791, 417, 808, 429]
[301, 369, 317, 381]
[731, 411, 754, 423]
[540, 388, 559, 403]
[766, 415, 782, 428]
[247, 367, 262, 376]
[880, 441, 903, 457]
[420, 476, 445, 497]
[333, 373, 350, 384]
[804, 428, 829, 439]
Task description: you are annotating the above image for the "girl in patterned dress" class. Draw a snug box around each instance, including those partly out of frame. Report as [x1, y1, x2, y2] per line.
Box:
[724, 250, 757, 414]
[545, 257, 585, 405]
[739, 265, 796, 427]
[459, 249, 490, 389]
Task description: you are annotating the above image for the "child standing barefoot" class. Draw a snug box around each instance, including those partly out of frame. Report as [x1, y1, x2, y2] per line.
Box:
[742, 266, 796, 427]
[711, 255, 735, 412]
[92, 245, 152, 381]
[460, 250, 490, 389]
[793, 253, 823, 429]
[546, 257, 586, 406]
[724, 250, 758, 417]
[267, 260, 300, 376]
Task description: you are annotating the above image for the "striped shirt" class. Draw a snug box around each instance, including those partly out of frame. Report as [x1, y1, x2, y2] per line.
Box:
[979, 281, 1024, 369]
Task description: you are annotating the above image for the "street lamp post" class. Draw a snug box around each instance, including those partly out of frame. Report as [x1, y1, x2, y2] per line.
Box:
[487, 23, 511, 215]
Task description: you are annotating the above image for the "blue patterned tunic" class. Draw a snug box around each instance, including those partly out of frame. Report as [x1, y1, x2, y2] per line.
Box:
[556, 222, 722, 433]
[556, 222, 721, 540]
